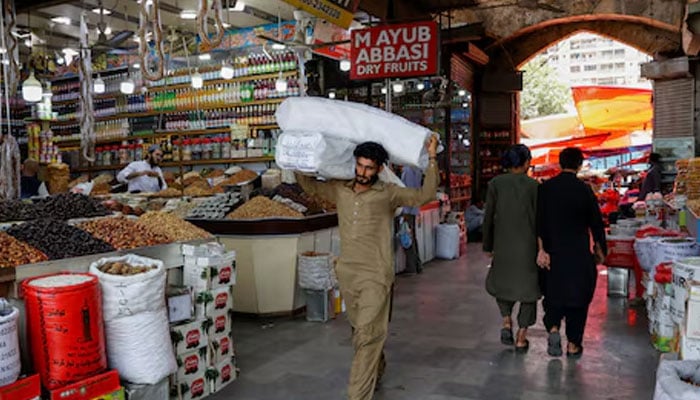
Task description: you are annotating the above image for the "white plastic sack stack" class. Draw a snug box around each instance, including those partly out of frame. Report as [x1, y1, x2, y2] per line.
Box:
[89, 255, 177, 384]
[634, 236, 662, 272]
[436, 224, 460, 260]
[671, 257, 700, 324]
[275, 132, 356, 180]
[298, 253, 337, 290]
[0, 304, 20, 386]
[659, 238, 700, 265]
[653, 359, 700, 400]
[275, 97, 432, 169]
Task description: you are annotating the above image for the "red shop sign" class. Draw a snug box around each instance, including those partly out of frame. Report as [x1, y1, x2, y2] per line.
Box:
[350, 21, 439, 80]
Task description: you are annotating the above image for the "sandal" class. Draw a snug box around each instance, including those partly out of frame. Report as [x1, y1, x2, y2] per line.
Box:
[547, 332, 563, 357]
[515, 339, 530, 353]
[500, 327, 514, 345]
[567, 346, 584, 359]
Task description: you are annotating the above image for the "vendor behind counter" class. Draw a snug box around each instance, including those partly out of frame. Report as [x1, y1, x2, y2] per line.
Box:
[117, 145, 167, 193]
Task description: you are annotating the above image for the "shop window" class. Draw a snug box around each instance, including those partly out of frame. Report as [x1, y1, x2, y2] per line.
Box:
[584, 65, 597, 72]
[614, 63, 625, 71]
[614, 49, 625, 56]
[570, 65, 581, 73]
[601, 50, 613, 59]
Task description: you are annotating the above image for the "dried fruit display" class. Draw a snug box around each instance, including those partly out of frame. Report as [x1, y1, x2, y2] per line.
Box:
[6, 219, 115, 260]
[78, 217, 170, 250]
[0, 199, 37, 222]
[33, 193, 111, 220]
[184, 184, 214, 198]
[137, 212, 213, 241]
[218, 169, 258, 186]
[97, 261, 156, 275]
[151, 188, 183, 198]
[0, 232, 48, 267]
[227, 196, 303, 219]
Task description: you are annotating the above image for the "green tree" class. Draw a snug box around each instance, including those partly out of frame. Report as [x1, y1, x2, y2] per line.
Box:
[520, 55, 572, 120]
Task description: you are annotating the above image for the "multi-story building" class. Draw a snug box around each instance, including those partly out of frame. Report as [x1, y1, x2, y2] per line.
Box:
[541, 32, 652, 87]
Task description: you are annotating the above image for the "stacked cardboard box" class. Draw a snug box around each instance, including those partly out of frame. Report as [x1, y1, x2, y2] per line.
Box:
[168, 243, 237, 399]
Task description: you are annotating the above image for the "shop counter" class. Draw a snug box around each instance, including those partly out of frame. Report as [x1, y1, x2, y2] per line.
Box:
[187, 214, 339, 315]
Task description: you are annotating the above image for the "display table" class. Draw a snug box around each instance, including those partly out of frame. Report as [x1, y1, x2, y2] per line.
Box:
[188, 214, 339, 315]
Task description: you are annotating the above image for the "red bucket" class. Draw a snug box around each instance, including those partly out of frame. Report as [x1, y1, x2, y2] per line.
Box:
[22, 273, 107, 390]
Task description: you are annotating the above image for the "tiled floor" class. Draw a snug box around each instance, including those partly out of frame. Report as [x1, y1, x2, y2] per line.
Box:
[214, 244, 659, 400]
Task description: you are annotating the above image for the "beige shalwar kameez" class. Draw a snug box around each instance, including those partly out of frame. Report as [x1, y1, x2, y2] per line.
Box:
[296, 160, 438, 400]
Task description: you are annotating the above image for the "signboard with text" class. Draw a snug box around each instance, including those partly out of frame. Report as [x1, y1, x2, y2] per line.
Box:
[282, 0, 360, 29]
[350, 21, 439, 80]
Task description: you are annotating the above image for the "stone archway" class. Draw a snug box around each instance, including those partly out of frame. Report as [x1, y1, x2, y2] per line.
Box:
[485, 14, 681, 69]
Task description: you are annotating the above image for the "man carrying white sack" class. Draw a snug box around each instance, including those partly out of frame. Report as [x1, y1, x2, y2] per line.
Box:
[295, 136, 439, 399]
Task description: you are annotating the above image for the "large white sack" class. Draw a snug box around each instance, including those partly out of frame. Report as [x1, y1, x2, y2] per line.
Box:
[89, 255, 177, 384]
[275, 131, 355, 180]
[436, 224, 460, 260]
[0, 305, 20, 387]
[275, 97, 432, 169]
[653, 360, 700, 400]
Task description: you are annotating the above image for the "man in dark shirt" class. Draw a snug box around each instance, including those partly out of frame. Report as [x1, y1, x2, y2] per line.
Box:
[20, 159, 42, 199]
[638, 152, 662, 201]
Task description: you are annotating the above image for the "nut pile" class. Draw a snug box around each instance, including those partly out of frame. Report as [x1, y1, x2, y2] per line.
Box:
[227, 196, 303, 219]
[136, 212, 213, 241]
[33, 193, 111, 220]
[6, 219, 115, 260]
[272, 184, 326, 214]
[0, 232, 48, 268]
[219, 169, 258, 186]
[78, 217, 170, 250]
[98, 261, 156, 275]
[0, 200, 37, 222]
[151, 188, 183, 198]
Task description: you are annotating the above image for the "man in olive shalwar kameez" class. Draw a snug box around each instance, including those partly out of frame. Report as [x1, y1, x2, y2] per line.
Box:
[296, 137, 438, 400]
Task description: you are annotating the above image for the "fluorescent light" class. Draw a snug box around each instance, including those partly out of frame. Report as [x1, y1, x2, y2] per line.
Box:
[51, 16, 71, 25]
[94, 75, 105, 94]
[392, 81, 404, 93]
[272, 43, 286, 50]
[0, 47, 6, 54]
[220, 63, 234, 80]
[222, 22, 231, 28]
[458, 89, 466, 96]
[339, 59, 351, 72]
[92, 8, 111, 15]
[191, 72, 203, 89]
[133, 63, 141, 69]
[120, 78, 135, 94]
[180, 9, 198, 20]
[22, 71, 42, 102]
[198, 53, 211, 61]
[416, 82, 425, 90]
[229, 1, 245, 11]
[328, 91, 336, 99]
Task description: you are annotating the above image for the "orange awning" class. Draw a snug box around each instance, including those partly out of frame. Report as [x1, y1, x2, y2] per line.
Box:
[571, 86, 653, 133]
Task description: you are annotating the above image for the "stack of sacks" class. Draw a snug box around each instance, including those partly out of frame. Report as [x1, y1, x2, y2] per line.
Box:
[274, 97, 435, 181]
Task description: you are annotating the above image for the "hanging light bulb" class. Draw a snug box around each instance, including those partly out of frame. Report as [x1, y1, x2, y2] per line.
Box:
[191, 70, 203, 89]
[380, 87, 387, 95]
[417, 82, 425, 91]
[220, 62, 234, 80]
[120, 77, 135, 94]
[339, 59, 351, 72]
[22, 71, 43, 102]
[275, 71, 288, 92]
[328, 91, 336, 99]
[392, 80, 404, 93]
[458, 89, 467, 97]
[94, 75, 105, 94]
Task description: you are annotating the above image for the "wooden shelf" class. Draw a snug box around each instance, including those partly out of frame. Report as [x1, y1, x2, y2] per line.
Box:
[73, 156, 274, 172]
[50, 98, 285, 125]
[146, 71, 298, 93]
[55, 127, 234, 147]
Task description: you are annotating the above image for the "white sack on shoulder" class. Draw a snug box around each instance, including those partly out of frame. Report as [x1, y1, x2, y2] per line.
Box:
[275, 97, 432, 169]
[89, 255, 177, 384]
[275, 131, 355, 180]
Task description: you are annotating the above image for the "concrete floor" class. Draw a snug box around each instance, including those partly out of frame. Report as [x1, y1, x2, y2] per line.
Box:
[215, 244, 659, 400]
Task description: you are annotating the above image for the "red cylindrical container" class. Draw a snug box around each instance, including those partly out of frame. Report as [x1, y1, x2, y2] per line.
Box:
[22, 273, 107, 390]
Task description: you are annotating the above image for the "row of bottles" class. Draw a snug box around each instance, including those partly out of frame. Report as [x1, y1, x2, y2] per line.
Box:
[163, 105, 278, 130]
[147, 50, 298, 87]
[92, 132, 278, 167]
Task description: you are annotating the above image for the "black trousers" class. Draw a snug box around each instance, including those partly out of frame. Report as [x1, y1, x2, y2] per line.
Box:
[543, 302, 590, 347]
[497, 299, 537, 328]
